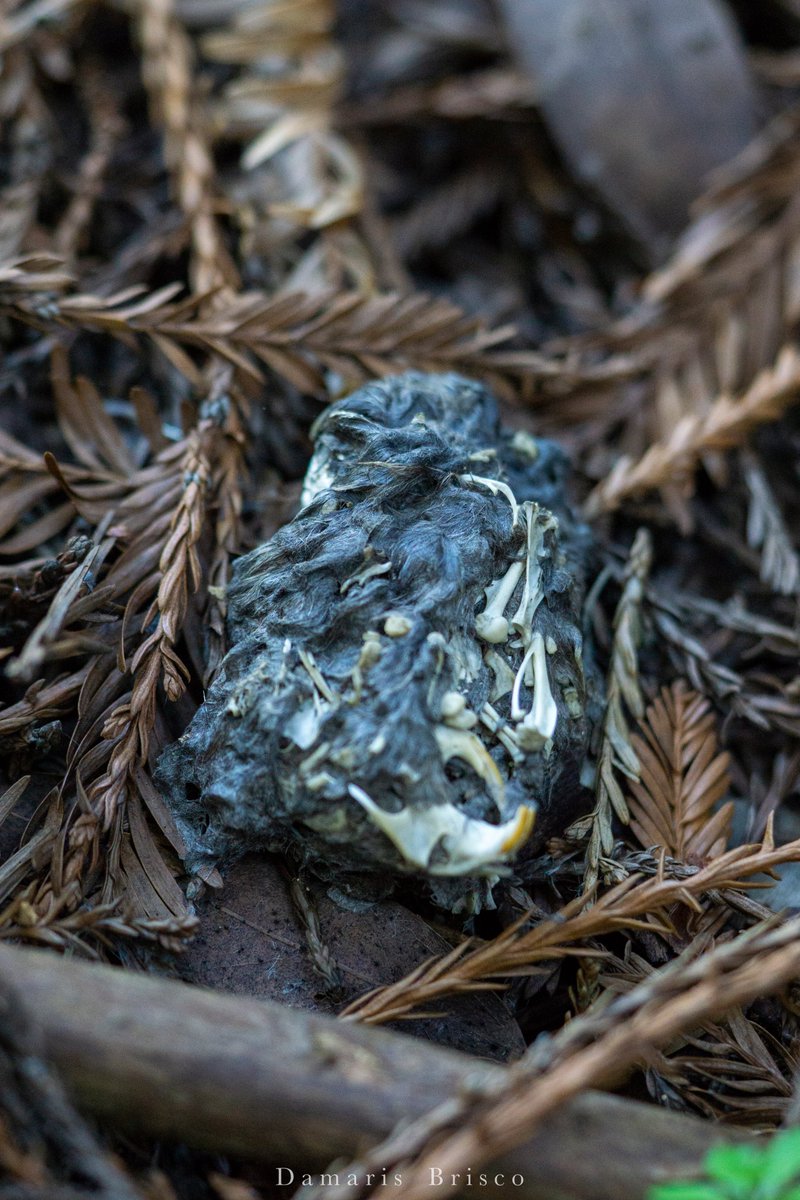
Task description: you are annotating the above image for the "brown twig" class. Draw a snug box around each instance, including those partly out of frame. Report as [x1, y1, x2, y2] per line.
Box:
[0, 944, 754, 1200]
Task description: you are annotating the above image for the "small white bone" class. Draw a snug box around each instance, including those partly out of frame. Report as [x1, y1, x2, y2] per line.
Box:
[516, 632, 558, 751]
[298, 647, 339, 705]
[350, 630, 382, 700]
[458, 473, 520, 526]
[340, 559, 392, 594]
[480, 703, 526, 765]
[440, 691, 478, 729]
[511, 502, 557, 637]
[433, 725, 505, 809]
[483, 647, 517, 702]
[384, 613, 412, 637]
[475, 559, 524, 644]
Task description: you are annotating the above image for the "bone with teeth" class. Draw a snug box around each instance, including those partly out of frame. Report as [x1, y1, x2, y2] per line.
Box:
[348, 783, 536, 876]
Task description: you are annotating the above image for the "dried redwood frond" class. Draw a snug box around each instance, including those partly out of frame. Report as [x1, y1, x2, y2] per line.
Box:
[585, 344, 800, 516]
[0, 254, 73, 297]
[341, 835, 800, 1025]
[0, 353, 240, 947]
[202, 0, 365, 279]
[73, 420, 213, 831]
[576, 528, 652, 893]
[378, 917, 800, 1200]
[1, 282, 592, 399]
[590, 948, 795, 1127]
[742, 449, 800, 597]
[543, 103, 800, 447]
[628, 681, 732, 864]
[137, 0, 236, 294]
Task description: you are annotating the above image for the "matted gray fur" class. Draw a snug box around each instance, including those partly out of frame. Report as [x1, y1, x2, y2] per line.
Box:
[158, 373, 597, 910]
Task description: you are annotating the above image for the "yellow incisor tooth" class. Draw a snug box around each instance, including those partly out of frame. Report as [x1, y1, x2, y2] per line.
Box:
[500, 804, 536, 853]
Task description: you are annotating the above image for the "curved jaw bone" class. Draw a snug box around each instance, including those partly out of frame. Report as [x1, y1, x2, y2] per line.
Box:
[347, 784, 536, 877]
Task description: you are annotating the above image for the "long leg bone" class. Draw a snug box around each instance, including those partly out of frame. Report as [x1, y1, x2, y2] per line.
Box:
[475, 560, 524, 644]
[511, 502, 558, 638]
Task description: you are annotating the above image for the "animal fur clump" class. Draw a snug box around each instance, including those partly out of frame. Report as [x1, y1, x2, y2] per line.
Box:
[158, 372, 597, 909]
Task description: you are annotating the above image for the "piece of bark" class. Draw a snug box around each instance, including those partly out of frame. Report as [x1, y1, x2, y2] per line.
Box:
[0, 945, 746, 1200]
[500, 0, 758, 259]
[177, 855, 526, 1061]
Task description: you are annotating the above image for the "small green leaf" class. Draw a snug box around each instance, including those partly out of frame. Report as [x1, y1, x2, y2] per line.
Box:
[648, 1131, 800, 1200]
[756, 1129, 800, 1196]
[648, 1185, 725, 1200]
[705, 1144, 764, 1189]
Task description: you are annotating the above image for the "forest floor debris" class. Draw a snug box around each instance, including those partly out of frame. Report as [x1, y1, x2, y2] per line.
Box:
[3, 1, 800, 1197]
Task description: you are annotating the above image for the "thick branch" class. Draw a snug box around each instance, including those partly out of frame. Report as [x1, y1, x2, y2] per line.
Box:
[0, 946, 744, 1200]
